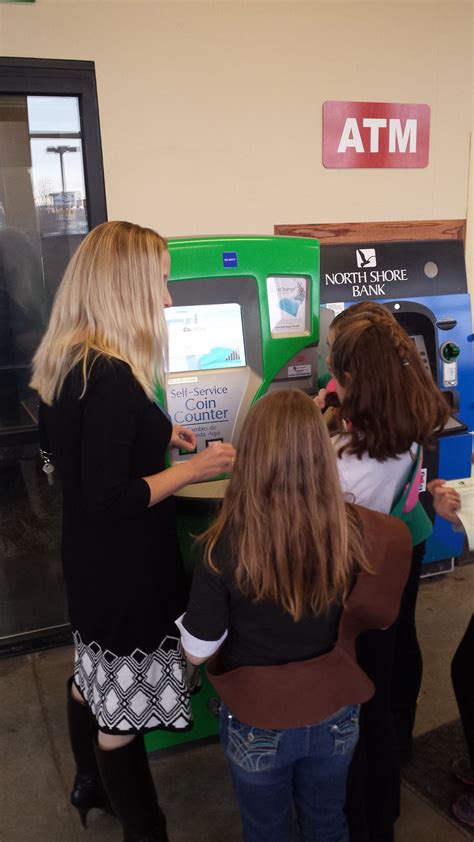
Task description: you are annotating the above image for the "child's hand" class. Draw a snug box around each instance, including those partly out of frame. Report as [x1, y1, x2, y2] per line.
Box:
[427, 479, 462, 526]
[169, 424, 197, 452]
[314, 389, 327, 410]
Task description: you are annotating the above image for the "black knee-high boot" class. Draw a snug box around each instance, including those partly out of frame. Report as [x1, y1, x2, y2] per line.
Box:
[67, 677, 112, 826]
[95, 736, 169, 842]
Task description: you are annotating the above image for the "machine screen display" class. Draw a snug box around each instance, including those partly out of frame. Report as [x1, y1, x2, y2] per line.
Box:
[166, 303, 246, 372]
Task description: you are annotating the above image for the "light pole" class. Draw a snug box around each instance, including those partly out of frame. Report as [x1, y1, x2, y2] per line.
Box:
[46, 145, 78, 193]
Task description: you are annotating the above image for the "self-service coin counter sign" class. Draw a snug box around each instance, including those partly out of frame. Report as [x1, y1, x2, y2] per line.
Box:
[163, 236, 320, 500]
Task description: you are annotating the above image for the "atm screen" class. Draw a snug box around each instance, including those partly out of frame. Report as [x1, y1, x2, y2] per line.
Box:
[166, 303, 247, 372]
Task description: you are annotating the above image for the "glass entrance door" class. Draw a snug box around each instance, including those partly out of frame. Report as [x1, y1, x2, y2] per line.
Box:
[0, 61, 106, 654]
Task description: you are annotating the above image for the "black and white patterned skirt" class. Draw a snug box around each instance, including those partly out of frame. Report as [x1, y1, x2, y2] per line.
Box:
[73, 631, 198, 734]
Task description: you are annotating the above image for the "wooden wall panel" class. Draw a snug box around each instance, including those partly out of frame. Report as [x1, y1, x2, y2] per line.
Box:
[274, 220, 466, 245]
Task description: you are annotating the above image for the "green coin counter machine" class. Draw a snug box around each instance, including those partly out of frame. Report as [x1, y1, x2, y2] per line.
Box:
[145, 235, 320, 752]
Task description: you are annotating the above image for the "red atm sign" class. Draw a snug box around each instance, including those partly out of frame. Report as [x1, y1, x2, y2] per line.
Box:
[323, 101, 430, 168]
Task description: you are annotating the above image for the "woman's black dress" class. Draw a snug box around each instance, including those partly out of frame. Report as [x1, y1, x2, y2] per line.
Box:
[40, 357, 192, 735]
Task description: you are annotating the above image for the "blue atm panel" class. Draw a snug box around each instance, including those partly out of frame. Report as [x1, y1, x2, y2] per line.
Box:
[319, 240, 473, 572]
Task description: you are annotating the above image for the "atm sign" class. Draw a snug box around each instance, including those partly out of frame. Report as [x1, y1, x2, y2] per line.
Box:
[323, 101, 430, 168]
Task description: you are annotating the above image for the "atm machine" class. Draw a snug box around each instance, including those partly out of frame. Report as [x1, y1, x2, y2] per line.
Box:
[145, 234, 320, 752]
[319, 238, 474, 575]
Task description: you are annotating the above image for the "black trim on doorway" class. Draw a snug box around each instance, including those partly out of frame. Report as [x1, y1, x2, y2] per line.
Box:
[0, 59, 107, 655]
[0, 626, 73, 659]
[0, 57, 107, 230]
[0, 56, 108, 451]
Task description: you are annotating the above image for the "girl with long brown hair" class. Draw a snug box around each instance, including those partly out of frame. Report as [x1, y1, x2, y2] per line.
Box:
[32, 221, 235, 842]
[328, 307, 449, 842]
[177, 389, 412, 842]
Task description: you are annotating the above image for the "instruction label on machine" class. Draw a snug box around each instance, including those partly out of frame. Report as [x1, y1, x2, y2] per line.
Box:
[288, 364, 312, 378]
[267, 276, 308, 336]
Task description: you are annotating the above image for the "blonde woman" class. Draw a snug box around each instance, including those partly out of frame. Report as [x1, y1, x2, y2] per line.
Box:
[177, 390, 412, 842]
[31, 221, 235, 842]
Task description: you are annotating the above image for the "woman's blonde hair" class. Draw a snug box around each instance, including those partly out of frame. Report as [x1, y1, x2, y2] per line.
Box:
[201, 390, 370, 621]
[31, 221, 169, 404]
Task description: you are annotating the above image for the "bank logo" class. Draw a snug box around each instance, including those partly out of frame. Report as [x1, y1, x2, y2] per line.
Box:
[356, 248, 376, 268]
[223, 251, 238, 268]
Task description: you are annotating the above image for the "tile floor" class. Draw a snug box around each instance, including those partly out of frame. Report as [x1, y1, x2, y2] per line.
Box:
[2, 564, 474, 841]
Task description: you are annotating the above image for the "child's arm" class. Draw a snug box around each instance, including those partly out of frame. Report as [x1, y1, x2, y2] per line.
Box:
[428, 479, 462, 526]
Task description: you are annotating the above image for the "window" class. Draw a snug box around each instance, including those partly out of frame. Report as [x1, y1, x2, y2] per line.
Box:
[0, 59, 107, 653]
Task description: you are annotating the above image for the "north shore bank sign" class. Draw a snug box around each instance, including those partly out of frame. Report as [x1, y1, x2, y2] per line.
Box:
[319, 241, 467, 306]
[325, 248, 408, 298]
[323, 101, 430, 168]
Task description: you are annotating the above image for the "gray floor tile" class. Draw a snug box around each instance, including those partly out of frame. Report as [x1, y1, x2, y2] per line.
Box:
[150, 744, 242, 842]
[397, 784, 471, 841]
[0, 654, 79, 842]
[415, 565, 474, 737]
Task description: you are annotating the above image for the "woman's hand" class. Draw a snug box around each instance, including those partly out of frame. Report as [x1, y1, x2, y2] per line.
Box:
[144, 441, 236, 507]
[188, 442, 236, 483]
[169, 424, 197, 452]
[427, 479, 462, 526]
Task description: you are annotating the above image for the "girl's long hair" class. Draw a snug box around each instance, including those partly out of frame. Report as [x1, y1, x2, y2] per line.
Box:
[201, 390, 370, 621]
[330, 312, 450, 461]
[31, 221, 169, 404]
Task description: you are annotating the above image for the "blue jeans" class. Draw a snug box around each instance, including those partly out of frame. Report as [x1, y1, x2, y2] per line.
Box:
[220, 703, 360, 842]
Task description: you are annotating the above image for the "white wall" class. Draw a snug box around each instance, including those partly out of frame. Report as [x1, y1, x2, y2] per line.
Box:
[0, 0, 472, 249]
